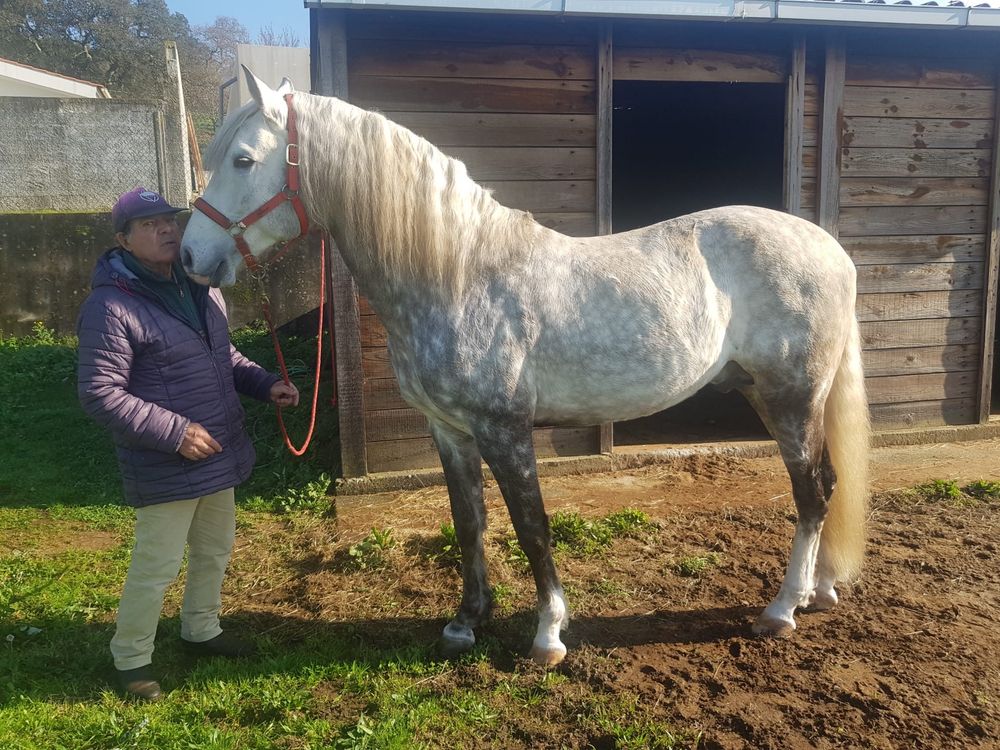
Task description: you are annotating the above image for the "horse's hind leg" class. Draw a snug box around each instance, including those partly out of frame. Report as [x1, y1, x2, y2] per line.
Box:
[744, 388, 835, 637]
[431, 422, 493, 656]
[474, 422, 568, 666]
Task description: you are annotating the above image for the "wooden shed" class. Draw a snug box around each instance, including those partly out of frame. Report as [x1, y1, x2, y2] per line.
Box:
[305, 0, 1000, 481]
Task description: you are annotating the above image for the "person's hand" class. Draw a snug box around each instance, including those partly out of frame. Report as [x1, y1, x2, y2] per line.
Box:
[270, 380, 300, 408]
[178, 422, 223, 460]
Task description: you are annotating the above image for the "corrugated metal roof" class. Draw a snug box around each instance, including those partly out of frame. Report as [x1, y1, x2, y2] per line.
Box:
[306, 0, 1000, 29]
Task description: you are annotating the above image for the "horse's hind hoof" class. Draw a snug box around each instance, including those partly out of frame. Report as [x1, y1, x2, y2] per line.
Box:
[528, 643, 567, 667]
[808, 587, 838, 611]
[439, 623, 476, 658]
[752, 613, 796, 638]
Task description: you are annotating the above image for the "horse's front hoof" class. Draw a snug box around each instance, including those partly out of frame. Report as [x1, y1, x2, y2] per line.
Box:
[752, 612, 796, 638]
[440, 623, 476, 658]
[528, 643, 567, 667]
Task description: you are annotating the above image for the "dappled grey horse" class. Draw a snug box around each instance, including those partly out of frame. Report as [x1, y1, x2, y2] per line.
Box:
[181, 69, 870, 666]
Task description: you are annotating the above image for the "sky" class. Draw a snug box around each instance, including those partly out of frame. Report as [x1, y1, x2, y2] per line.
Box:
[166, 0, 311, 46]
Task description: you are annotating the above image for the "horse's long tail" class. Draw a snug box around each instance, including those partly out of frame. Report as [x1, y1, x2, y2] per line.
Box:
[821, 314, 870, 582]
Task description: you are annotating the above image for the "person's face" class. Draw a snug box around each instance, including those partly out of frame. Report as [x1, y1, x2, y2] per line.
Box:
[117, 214, 181, 276]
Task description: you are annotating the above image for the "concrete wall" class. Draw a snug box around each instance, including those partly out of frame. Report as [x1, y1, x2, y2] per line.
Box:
[0, 98, 171, 213]
[0, 213, 325, 338]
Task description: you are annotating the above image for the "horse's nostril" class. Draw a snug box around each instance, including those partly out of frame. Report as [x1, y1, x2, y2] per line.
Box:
[181, 246, 193, 270]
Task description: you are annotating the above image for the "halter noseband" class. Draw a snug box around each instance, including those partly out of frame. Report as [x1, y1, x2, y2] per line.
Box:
[193, 92, 309, 273]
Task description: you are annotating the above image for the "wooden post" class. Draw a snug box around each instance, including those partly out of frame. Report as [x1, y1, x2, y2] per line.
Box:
[817, 33, 845, 237]
[315, 9, 368, 478]
[976, 64, 1000, 422]
[596, 22, 614, 455]
[186, 111, 206, 192]
[783, 35, 806, 217]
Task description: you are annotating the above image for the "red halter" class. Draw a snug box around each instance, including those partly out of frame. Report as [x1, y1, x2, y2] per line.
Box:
[192, 92, 310, 273]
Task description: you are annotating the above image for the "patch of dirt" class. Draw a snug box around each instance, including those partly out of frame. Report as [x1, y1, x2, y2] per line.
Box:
[230, 438, 1000, 748]
[8, 519, 120, 556]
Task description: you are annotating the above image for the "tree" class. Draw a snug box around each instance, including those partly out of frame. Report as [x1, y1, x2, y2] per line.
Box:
[257, 24, 301, 48]
[0, 0, 203, 99]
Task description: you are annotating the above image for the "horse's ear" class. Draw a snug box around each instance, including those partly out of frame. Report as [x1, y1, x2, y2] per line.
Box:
[276, 77, 294, 95]
[242, 65, 288, 124]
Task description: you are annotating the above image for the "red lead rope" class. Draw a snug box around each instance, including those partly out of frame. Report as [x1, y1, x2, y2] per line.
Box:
[260, 233, 335, 457]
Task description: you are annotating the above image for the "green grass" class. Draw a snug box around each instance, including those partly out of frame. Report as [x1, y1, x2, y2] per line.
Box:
[909, 478, 1000, 508]
[674, 553, 722, 578]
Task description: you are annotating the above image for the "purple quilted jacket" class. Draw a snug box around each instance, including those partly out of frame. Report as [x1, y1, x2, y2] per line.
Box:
[76, 249, 280, 507]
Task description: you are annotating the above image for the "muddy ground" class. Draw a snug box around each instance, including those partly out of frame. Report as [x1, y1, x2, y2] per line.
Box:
[234, 438, 1000, 749]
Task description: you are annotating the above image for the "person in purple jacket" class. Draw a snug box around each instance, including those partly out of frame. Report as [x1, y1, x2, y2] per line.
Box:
[76, 187, 299, 701]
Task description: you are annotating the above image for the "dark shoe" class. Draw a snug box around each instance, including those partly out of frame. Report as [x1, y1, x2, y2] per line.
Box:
[181, 631, 256, 658]
[117, 665, 162, 701]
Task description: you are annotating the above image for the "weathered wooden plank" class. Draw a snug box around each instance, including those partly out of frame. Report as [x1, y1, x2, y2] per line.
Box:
[805, 83, 820, 117]
[597, 23, 613, 454]
[382, 112, 596, 147]
[803, 147, 817, 179]
[870, 398, 977, 429]
[360, 314, 387, 349]
[486, 180, 596, 213]
[347, 12, 594, 45]
[364, 376, 408, 412]
[841, 234, 986, 265]
[855, 262, 982, 294]
[366, 407, 430, 442]
[818, 35, 845, 237]
[445, 147, 596, 181]
[860, 316, 981, 349]
[839, 178, 989, 208]
[863, 344, 979, 378]
[784, 35, 806, 217]
[366, 427, 601, 472]
[839, 205, 988, 237]
[842, 86, 995, 119]
[362, 347, 393, 380]
[845, 59, 995, 89]
[979, 69, 1000, 422]
[348, 41, 595, 80]
[842, 117, 993, 150]
[613, 48, 785, 83]
[348, 75, 596, 114]
[319, 10, 367, 479]
[856, 289, 982, 322]
[840, 148, 991, 178]
[866, 371, 977, 405]
[533, 212, 597, 236]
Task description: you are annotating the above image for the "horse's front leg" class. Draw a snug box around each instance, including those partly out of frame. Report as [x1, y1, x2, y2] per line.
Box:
[431, 421, 493, 657]
[475, 422, 568, 666]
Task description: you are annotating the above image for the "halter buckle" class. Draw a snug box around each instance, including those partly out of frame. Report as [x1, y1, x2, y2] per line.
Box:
[228, 221, 247, 238]
[285, 143, 300, 167]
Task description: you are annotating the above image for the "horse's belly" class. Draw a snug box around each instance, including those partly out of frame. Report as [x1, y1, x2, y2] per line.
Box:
[532, 347, 722, 426]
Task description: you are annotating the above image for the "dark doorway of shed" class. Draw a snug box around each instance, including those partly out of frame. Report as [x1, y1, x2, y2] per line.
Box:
[611, 80, 785, 447]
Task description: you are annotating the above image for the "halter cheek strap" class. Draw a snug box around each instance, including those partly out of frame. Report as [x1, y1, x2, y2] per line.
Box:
[193, 93, 309, 273]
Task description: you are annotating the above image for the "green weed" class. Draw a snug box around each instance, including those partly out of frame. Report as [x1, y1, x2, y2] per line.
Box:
[914, 479, 963, 502]
[428, 522, 462, 567]
[348, 528, 396, 570]
[674, 553, 722, 578]
[964, 480, 1000, 500]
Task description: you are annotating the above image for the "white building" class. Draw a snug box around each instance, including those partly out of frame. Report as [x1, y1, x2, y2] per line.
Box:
[0, 57, 111, 98]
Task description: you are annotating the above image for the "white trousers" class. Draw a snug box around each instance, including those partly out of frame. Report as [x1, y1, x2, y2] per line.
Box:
[110, 487, 236, 670]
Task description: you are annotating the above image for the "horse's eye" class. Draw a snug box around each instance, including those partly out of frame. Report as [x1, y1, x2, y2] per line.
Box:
[233, 155, 254, 169]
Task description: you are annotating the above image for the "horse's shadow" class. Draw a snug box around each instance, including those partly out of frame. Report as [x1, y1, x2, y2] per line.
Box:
[6, 606, 759, 703]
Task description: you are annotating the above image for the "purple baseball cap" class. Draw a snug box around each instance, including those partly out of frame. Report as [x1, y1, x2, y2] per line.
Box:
[112, 187, 185, 233]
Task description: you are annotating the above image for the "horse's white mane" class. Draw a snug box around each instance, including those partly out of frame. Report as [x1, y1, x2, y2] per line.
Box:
[207, 93, 539, 295]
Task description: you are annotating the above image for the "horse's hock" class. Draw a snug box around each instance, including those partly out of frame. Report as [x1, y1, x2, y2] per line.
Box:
[310, 6, 1000, 488]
